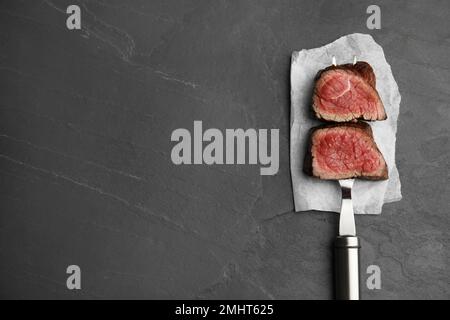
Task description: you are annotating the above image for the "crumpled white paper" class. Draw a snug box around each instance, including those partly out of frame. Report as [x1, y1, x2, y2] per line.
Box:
[290, 33, 402, 215]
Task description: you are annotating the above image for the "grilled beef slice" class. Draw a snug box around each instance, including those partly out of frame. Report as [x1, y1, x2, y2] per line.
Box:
[304, 122, 388, 180]
[312, 62, 387, 122]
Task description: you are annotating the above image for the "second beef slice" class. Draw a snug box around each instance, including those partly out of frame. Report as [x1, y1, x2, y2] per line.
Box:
[304, 122, 388, 180]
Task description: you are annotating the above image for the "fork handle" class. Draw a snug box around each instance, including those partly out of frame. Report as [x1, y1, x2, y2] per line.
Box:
[334, 236, 360, 300]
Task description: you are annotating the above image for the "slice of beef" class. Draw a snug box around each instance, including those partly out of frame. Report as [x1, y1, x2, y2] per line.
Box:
[312, 61, 387, 122]
[304, 122, 388, 180]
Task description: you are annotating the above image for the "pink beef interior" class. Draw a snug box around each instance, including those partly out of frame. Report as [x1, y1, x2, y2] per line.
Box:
[313, 69, 385, 121]
[312, 126, 385, 179]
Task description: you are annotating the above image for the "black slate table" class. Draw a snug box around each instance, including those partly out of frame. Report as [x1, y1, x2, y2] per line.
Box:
[0, 0, 449, 299]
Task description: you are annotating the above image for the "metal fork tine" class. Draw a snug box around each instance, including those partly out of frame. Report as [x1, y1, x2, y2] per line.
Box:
[338, 179, 356, 236]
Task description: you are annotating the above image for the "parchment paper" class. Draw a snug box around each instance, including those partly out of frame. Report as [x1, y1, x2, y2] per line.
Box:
[290, 33, 402, 215]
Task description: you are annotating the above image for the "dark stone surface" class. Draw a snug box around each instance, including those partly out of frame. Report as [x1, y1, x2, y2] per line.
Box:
[0, 0, 448, 299]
